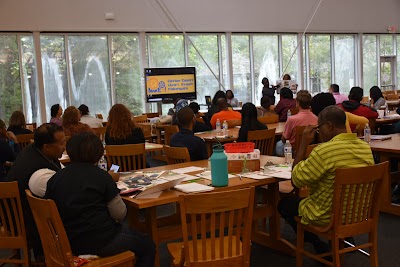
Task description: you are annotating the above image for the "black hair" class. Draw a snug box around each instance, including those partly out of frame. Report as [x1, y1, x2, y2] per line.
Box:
[348, 87, 364, 102]
[34, 123, 64, 149]
[177, 107, 195, 128]
[318, 106, 346, 129]
[310, 93, 336, 116]
[212, 91, 226, 105]
[50, 104, 60, 118]
[226, 90, 234, 99]
[330, 84, 340, 93]
[188, 102, 200, 114]
[280, 87, 293, 99]
[262, 77, 269, 86]
[296, 90, 312, 109]
[78, 104, 89, 116]
[370, 86, 383, 103]
[260, 96, 271, 109]
[238, 103, 266, 141]
[66, 132, 104, 164]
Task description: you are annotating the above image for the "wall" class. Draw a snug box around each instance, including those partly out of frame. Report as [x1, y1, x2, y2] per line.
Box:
[0, 0, 399, 33]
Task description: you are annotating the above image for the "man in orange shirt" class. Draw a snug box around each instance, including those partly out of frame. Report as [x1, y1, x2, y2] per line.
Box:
[210, 98, 241, 128]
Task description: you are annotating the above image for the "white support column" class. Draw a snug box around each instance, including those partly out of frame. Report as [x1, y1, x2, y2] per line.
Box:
[139, 32, 150, 113]
[331, 35, 335, 85]
[108, 35, 116, 105]
[297, 33, 305, 90]
[226, 32, 233, 91]
[249, 35, 256, 103]
[356, 33, 363, 88]
[33, 32, 46, 124]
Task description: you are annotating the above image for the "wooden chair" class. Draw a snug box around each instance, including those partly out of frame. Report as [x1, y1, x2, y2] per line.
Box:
[132, 115, 149, 124]
[290, 107, 299, 116]
[92, 127, 107, 142]
[385, 94, 399, 100]
[163, 145, 191, 164]
[142, 112, 159, 118]
[258, 114, 279, 124]
[105, 144, 146, 172]
[132, 115, 154, 142]
[294, 126, 306, 156]
[167, 187, 255, 267]
[26, 123, 37, 132]
[16, 133, 34, 150]
[368, 118, 376, 134]
[360, 96, 369, 104]
[296, 162, 388, 267]
[247, 128, 276, 155]
[226, 119, 241, 128]
[163, 125, 179, 146]
[95, 113, 104, 120]
[0, 182, 30, 266]
[25, 190, 135, 267]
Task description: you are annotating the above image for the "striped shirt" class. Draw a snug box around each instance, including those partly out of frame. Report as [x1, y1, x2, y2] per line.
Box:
[292, 133, 374, 226]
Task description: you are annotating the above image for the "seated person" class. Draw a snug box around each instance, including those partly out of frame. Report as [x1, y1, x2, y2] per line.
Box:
[278, 106, 374, 255]
[206, 90, 226, 121]
[7, 111, 33, 135]
[337, 87, 378, 131]
[189, 102, 212, 132]
[170, 107, 208, 161]
[45, 133, 155, 267]
[0, 119, 20, 180]
[329, 83, 348, 104]
[49, 104, 63, 126]
[237, 103, 267, 142]
[171, 99, 188, 126]
[78, 104, 103, 128]
[226, 90, 239, 107]
[210, 98, 242, 129]
[105, 104, 145, 145]
[311, 93, 368, 134]
[369, 86, 386, 110]
[62, 106, 94, 136]
[257, 96, 279, 121]
[261, 77, 276, 105]
[274, 87, 296, 122]
[276, 90, 317, 156]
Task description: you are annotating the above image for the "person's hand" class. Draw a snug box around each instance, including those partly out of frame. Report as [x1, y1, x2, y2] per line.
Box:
[301, 125, 318, 146]
[7, 131, 18, 143]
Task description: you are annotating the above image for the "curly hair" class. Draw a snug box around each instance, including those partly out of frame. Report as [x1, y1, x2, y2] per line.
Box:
[9, 111, 27, 129]
[62, 106, 80, 127]
[106, 104, 136, 139]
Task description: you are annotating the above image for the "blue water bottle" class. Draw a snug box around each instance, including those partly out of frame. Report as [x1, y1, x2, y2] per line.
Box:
[210, 144, 228, 187]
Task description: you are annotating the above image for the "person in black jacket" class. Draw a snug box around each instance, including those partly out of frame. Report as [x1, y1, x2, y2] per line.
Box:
[7, 111, 33, 135]
[0, 119, 20, 179]
[261, 77, 276, 105]
[188, 102, 212, 133]
[6, 123, 66, 261]
[237, 103, 267, 142]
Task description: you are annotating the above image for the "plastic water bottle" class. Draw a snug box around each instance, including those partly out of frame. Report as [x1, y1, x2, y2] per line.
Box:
[216, 119, 221, 133]
[98, 156, 108, 171]
[223, 120, 228, 137]
[364, 123, 371, 143]
[284, 140, 292, 166]
[385, 105, 389, 116]
[287, 109, 292, 118]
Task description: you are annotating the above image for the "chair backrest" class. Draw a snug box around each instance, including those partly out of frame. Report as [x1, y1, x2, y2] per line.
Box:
[105, 144, 146, 172]
[289, 107, 299, 116]
[306, 144, 319, 157]
[226, 119, 241, 128]
[196, 117, 205, 124]
[332, 162, 388, 229]
[142, 112, 159, 118]
[92, 127, 107, 142]
[247, 128, 276, 155]
[368, 118, 376, 134]
[258, 114, 279, 124]
[132, 115, 149, 125]
[16, 133, 34, 150]
[179, 187, 255, 267]
[294, 126, 306, 155]
[0, 182, 29, 266]
[385, 94, 398, 100]
[360, 96, 369, 104]
[163, 145, 191, 164]
[26, 123, 37, 132]
[95, 113, 103, 120]
[25, 190, 74, 267]
[163, 125, 179, 145]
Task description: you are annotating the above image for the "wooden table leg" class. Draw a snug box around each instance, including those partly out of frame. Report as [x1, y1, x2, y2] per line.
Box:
[145, 207, 161, 267]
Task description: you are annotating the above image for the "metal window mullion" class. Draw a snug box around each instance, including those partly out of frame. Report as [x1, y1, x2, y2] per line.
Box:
[226, 32, 233, 91]
[356, 34, 362, 87]
[377, 35, 381, 87]
[140, 32, 150, 112]
[64, 34, 73, 107]
[249, 34, 255, 103]
[331, 35, 335, 85]
[33, 32, 46, 124]
[218, 34, 224, 90]
[108, 35, 116, 105]
[17, 34, 27, 119]
[278, 35, 283, 77]
[184, 34, 189, 67]
[394, 35, 398, 90]
[305, 35, 311, 92]
[297, 33, 304, 90]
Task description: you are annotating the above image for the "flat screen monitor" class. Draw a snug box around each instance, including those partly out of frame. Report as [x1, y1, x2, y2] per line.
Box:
[145, 67, 197, 102]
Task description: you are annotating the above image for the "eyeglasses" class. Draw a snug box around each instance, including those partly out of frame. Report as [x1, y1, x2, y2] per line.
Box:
[316, 121, 329, 134]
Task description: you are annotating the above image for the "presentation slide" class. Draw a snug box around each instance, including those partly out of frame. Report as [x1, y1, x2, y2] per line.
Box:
[146, 74, 195, 96]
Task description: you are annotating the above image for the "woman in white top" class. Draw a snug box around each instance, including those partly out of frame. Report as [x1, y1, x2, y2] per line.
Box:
[226, 90, 239, 107]
[78, 104, 103, 128]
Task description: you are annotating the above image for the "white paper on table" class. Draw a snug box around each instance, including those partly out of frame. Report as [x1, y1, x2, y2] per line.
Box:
[242, 172, 273, 180]
[267, 166, 292, 172]
[170, 166, 204, 174]
[161, 173, 200, 182]
[196, 172, 237, 180]
[271, 171, 292, 179]
[174, 183, 214, 193]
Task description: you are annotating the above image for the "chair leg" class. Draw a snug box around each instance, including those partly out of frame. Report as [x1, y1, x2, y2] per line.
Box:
[331, 237, 341, 267]
[369, 231, 379, 267]
[296, 224, 304, 267]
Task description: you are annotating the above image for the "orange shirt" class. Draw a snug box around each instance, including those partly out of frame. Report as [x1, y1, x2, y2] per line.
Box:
[210, 110, 242, 128]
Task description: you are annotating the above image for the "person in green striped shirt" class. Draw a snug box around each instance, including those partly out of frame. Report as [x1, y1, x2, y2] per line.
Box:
[278, 105, 374, 254]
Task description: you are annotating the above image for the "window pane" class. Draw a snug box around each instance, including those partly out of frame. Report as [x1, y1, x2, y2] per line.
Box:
[148, 34, 184, 67]
[308, 35, 331, 94]
[20, 35, 41, 124]
[68, 36, 111, 118]
[282, 35, 299, 84]
[380, 35, 394, 55]
[362, 35, 378, 91]
[334, 35, 355, 95]
[253, 35, 279, 103]
[187, 35, 219, 105]
[231, 35, 251, 103]
[0, 35, 22, 123]
[40, 35, 69, 121]
[112, 35, 143, 115]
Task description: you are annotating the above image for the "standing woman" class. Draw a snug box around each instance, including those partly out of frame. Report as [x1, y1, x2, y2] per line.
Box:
[237, 103, 267, 142]
[226, 90, 239, 107]
[105, 104, 145, 145]
[7, 111, 33, 135]
[369, 86, 386, 110]
[262, 77, 276, 105]
[50, 104, 63, 126]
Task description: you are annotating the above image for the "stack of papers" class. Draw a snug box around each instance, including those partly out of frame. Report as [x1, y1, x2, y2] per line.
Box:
[196, 171, 237, 180]
[170, 166, 204, 174]
[360, 135, 392, 141]
[174, 183, 214, 193]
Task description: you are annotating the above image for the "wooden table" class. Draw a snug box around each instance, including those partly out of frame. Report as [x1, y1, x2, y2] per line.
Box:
[59, 143, 164, 164]
[369, 134, 400, 216]
[136, 123, 169, 144]
[386, 100, 400, 110]
[375, 114, 400, 126]
[122, 156, 293, 267]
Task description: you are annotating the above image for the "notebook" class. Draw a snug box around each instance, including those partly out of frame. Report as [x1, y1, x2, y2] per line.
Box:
[174, 183, 214, 193]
